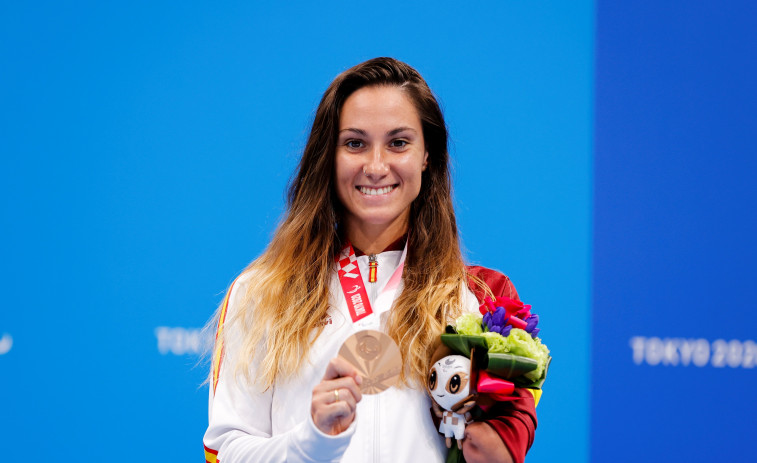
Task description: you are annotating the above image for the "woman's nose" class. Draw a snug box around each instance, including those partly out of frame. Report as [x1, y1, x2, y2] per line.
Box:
[363, 147, 390, 178]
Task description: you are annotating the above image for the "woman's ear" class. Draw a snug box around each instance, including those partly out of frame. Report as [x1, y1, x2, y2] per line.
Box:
[423, 151, 429, 171]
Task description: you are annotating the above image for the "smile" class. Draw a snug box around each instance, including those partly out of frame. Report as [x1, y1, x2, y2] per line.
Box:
[357, 185, 397, 196]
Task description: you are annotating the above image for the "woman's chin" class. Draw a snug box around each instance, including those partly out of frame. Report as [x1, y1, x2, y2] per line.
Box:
[344, 210, 411, 233]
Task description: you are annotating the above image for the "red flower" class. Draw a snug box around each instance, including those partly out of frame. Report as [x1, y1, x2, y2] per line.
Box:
[495, 296, 532, 318]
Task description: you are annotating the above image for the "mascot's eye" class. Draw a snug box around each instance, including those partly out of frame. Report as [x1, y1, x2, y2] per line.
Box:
[448, 374, 461, 394]
[428, 369, 437, 390]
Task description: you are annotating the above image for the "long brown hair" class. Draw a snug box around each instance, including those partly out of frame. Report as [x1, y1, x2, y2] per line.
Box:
[216, 57, 467, 389]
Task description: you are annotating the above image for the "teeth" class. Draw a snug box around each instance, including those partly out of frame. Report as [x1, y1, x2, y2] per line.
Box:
[359, 186, 395, 195]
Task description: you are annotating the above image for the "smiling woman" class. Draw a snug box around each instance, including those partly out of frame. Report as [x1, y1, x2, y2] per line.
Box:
[203, 58, 537, 463]
[335, 85, 428, 255]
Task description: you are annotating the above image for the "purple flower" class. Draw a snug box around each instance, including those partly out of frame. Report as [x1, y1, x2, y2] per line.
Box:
[531, 328, 540, 339]
[501, 325, 512, 337]
[492, 307, 506, 326]
[483, 311, 492, 327]
[525, 315, 539, 333]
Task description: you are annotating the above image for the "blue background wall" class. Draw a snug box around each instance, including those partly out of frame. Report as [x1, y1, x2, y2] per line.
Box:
[593, 1, 756, 461]
[3, 0, 752, 461]
[1, 2, 591, 460]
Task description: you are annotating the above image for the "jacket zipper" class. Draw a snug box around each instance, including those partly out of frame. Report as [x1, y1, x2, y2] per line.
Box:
[368, 254, 378, 303]
[374, 393, 381, 462]
[369, 253, 380, 462]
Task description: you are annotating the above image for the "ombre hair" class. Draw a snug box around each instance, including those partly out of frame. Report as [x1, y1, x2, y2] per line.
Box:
[214, 57, 468, 389]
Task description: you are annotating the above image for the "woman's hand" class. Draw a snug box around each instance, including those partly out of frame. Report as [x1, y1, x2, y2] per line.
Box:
[462, 422, 513, 463]
[311, 356, 363, 435]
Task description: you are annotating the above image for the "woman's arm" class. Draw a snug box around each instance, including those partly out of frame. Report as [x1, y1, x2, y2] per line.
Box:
[476, 389, 538, 463]
[204, 361, 357, 463]
[461, 388, 538, 463]
[203, 276, 357, 463]
[464, 266, 540, 463]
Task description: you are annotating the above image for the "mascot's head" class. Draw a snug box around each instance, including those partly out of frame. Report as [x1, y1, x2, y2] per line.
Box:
[428, 355, 471, 411]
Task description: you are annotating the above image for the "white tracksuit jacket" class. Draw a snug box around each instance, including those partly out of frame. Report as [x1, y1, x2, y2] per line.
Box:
[203, 248, 480, 462]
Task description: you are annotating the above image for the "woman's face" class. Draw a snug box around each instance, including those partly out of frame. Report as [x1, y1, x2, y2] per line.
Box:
[335, 85, 428, 238]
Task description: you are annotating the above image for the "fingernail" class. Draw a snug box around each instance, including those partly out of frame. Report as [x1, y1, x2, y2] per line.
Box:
[356, 375, 363, 385]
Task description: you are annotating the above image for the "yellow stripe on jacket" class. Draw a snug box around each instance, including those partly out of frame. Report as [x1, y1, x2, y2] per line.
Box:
[211, 279, 237, 394]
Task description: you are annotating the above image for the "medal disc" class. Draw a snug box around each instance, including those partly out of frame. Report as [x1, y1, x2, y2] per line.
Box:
[338, 330, 402, 394]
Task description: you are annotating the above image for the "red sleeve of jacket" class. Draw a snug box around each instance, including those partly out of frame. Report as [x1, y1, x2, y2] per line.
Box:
[465, 265, 537, 463]
[466, 265, 520, 303]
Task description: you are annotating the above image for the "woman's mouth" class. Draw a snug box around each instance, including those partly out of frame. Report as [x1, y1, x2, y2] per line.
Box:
[357, 185, 397, 196]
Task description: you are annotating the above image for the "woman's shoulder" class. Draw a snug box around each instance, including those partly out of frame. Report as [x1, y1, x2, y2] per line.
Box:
[226, 266, 262, 300]
[465, 265, 520, 302]
[217, 269, 259, 326]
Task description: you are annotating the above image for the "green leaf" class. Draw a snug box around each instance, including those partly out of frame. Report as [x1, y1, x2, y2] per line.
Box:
[484, 352, 538, 378]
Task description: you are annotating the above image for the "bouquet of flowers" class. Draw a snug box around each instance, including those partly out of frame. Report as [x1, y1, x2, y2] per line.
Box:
[445, 295, 550, 391]
[428, 295, 551, 459]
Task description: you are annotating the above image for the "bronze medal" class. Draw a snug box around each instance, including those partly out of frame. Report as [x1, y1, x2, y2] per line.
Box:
[338, 330, 402, 394]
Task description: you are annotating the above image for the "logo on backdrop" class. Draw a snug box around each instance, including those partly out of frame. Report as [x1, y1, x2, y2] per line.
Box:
[630, 336, 756, 369]
[0, 333, 12, 355]
[155, 327, 212, 356]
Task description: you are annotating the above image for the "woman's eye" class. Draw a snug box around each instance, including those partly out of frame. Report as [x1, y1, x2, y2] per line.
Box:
[390, 139, 408, 149]
[345, 140, 364, 149]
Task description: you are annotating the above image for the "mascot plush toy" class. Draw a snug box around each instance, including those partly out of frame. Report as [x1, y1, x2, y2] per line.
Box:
[428, 355, 477, 449]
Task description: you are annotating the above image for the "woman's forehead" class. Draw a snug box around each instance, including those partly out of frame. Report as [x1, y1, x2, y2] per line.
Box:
[339, 86, 421, 132]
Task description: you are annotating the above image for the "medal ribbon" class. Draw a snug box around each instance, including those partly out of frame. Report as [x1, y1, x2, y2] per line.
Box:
[336, 243, 373, 322]
[336, 241, 407, 323]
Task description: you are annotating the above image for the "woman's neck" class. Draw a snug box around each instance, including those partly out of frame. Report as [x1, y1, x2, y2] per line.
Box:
[344, 217, 408, 255]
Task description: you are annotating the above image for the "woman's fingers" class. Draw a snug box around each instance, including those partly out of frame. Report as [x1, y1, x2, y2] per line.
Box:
[311, 357, 364, 435]
[313, 374, 363, 404]
[315, 386, 358, 413]
[311, 386, 358, 434]
[322, 356, 363, 384]
[462, 422, 513, 463]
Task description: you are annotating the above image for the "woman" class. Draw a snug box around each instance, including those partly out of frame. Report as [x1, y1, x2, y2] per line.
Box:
[203, 58, 537, 463]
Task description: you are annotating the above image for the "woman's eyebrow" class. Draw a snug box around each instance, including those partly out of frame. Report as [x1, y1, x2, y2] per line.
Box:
[388, 127, 418, 136]
[338, 128, 367, 136]
[338, 127, 418, 137]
